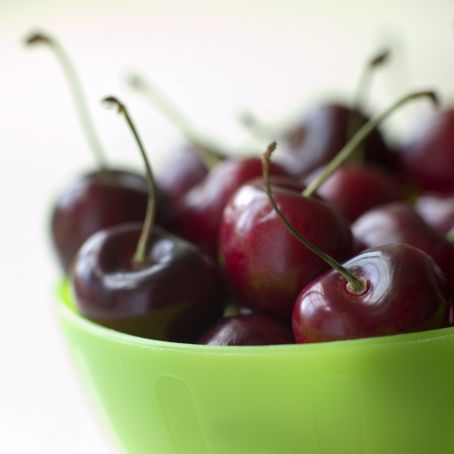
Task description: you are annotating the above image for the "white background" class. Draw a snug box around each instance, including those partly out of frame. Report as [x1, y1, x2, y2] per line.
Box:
[1, 0, 454, 452]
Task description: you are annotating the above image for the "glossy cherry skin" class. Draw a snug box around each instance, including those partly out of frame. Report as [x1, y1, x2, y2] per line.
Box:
[219, 180, 353, 320]
[278, 103, 391, 178]
[352, 202, 454, 290]
[52, 169, 152, 273]
[72, 223, 226, 342]
[167, 157, 288, 257]
[305, 164, 405, 222]
[198, 314, 294, 346]
[156, 144, 209, 205]
[292, 244, 450, 343]
[398, 109, 454, 193]
[415, 192, 454, 236]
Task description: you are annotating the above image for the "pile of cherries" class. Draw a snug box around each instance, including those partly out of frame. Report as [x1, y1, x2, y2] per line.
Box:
[28, 32, 454, 346]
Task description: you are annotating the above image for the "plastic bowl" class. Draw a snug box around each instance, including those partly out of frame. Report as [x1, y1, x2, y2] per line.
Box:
[56, 282, 454, 454]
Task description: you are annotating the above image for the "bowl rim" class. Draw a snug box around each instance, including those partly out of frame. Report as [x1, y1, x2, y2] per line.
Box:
[56, 280, 454, 356]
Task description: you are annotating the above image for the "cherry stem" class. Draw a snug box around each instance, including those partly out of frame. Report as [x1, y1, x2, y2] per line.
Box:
[354, 48, 390, 111]
[447, 226, 454, 243]
[126, 73, 224, 169]
[25, 31, 108, 170]
[262, 142, 366, 295]
[303, 90, 438, 198]
[103, 96, 155, 266]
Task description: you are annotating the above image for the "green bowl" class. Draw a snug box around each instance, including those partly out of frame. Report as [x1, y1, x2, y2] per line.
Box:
[56, 282, 454, 454]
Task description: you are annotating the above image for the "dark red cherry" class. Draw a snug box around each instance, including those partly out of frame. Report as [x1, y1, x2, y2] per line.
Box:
[219, 178, 353, 320]
[292, 244, 450, 343]
[25, 32, 154, 273]
[198, 314, 293, 346]
[72, 96, 227, 341]
[352, 202, 454, 289]
[278, 103, 392, 178]
[398, 109, 454, 193]
[168, 157, 288, 257]
[304, 164, 405, 222]
[127, 73, 226, 206]
[415, 192, 454, 236]
[72, 224, 226, 342]
[51, 169, 149, 272]
[156, 144, 209, 205]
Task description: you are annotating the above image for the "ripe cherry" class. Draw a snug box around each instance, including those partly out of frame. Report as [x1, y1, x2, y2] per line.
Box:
[415, 192, 454, 236]
[198, 314, 293, 346]
[292, 244, 450, 343]
[304, 164, 405, 222]
[398, 108, 454, 193]
[259, 148, 450, 343]
[72, 97, 226, 342]
[127, 73, 226, 204]
[167, 156, 289, 257]
[219, 143, 353, 320]
[278, 49, 393, 177]
[352, 201, 454, 290]
[26, 31, 153, 273]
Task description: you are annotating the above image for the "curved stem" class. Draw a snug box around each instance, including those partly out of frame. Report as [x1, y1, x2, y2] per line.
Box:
[354, 48, 390, 111]
[25, 31, 108, 170]
[262, 142, 366, 294]
[346, 48, 391, 163]
[303, 90, 438, 198]
[126, 73, 224, 169]
[103, 96, 155, 266]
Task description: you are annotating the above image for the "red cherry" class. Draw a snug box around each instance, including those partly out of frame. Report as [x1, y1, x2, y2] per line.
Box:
[127, 73, 227, 206]
[168, 157, 288, 257]
[398, 109, 454, 193]
[278, 103, 391, 177]
[51, 169, 149, 272]
[352, 202, 454, 290]
[72, 97, 226, 341]
[305, 164, 405, 222]
[415, 192, 454, 236]
[279, 49, 394, 177]
[73, 224, 226, 342]
[219, 156, 353, 320]
[198, 314, 293, 346]
[292, 244, 450, 343]
[258, 145, 449, 343]
[156, 144, 209, 205]
[25, 32, 156, 272]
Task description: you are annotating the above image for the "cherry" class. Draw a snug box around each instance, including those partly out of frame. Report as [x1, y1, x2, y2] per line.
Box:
[72, 97, 226, 342]
[259, 150, 450, 343]
[352, 201, 454, 289]
[298, 90, 436, 223]
[398, 108, 454, 193]
[304, 164, 405, 222]
[198, 314, 293, 346]
[278, 49, 393, 177]
[51, 170, 149, 272]
[277, 104, 390, 177]
[26, 31, 153, 273]
[415, 192, 454, 236]
[127, 73, 226, 203]
[219, 143, 353, 320]
[167, 156, 289, 257]
[302, 90, 438, 197]
[292, 244, 450, 343]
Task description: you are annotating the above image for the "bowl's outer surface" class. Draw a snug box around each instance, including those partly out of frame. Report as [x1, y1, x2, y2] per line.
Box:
[57, 282, 454, 454]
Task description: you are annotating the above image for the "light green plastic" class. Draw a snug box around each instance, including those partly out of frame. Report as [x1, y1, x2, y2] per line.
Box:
[56, 282, 454, 454]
